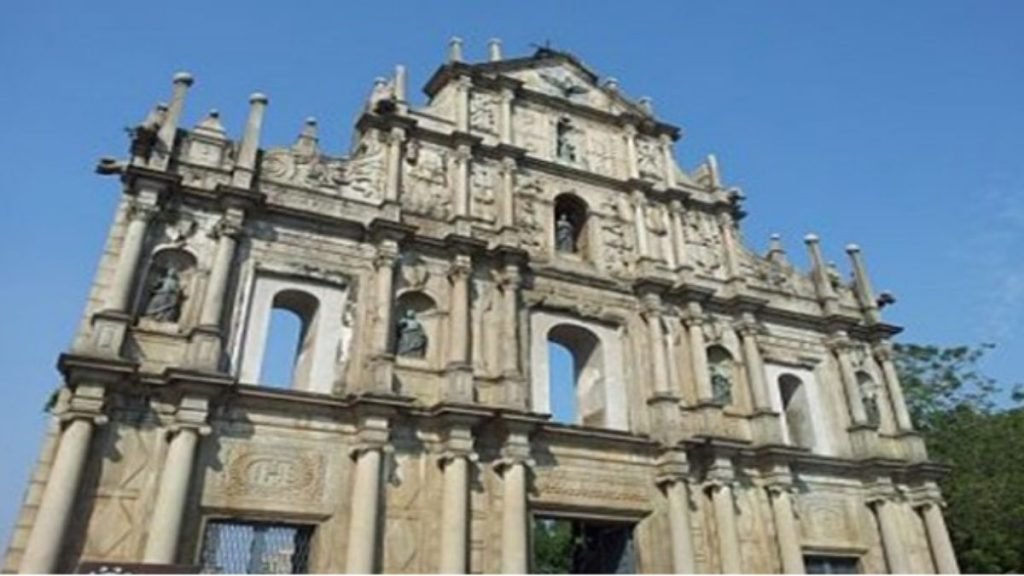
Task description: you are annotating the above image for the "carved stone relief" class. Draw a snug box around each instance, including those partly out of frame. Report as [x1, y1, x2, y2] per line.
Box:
[514, 175, 545, 252]
[470, 163, 497, 223]
[599, 196, 636, 277]
[469, 91, 498, 133]
[686, 212, 725, 277]
[403, 141, 451, 219]
[211, 444, 327, 505]
[636, 136, 663, 182]
[532, 467, 650, 509]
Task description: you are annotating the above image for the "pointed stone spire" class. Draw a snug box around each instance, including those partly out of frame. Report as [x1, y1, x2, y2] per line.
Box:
[846, 244, 882, 323]
[193, 109, 227, 140]
[767, 233, 789, 266]
[292, 117, 319, 156]
[488, 38, 503, 62]
[152, 72, 194, 169]
[448, 37, 464, 63]
[231, 92, 268, 189]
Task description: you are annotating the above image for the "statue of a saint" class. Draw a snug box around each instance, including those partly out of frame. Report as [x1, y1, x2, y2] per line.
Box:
[143, 266, 183, 322]
[395, 309, 427, 358]
[555, 118, 577, 163]
[710, 364, 732, 406]
[555, 213, 576, 253]
[863, 390, 881, 428]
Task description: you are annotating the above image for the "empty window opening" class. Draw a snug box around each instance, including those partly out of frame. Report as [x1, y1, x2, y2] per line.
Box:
[707, 345, 735, 406]
[779, 374, 813, 448]
[856, 371, 882, 428]
[554, 194, 589, 257]
[258, 290, 319, 389]
[532, 516, 636, 574]
[804, 555, 860, 574]
[547, 324, 605, 427]
[199, 519, 313, 574]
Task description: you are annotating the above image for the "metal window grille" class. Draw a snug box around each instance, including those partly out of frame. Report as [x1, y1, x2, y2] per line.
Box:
[199, 520, 312, 574]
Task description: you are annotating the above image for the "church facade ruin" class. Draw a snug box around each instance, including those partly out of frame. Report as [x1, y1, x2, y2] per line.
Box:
[4, 39, 959, 573]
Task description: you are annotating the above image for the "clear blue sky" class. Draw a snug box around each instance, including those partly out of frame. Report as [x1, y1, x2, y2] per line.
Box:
[1, 0, 1021, 548]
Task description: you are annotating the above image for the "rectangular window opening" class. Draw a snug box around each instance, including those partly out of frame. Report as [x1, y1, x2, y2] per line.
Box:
[804, 554, 861, 574]
[531, 515, 636, 574]
[199, 519, 313, 574]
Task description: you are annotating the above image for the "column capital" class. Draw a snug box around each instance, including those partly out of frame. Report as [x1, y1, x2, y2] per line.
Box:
[499, 155, 518, 172]
[655, 450, 691, 487]
[210, 210, 245, 239]
[386, 125, 407, 143]
[350, 415, 391, 458]
[872, 340, 896, 361]
[826, 331, 857, 352]
[126, 196, 161, 222]
[57, 384, 108, 426]
[447, 254, 473, 280]
[373, 244, 400, 269]
[734, 311, 765, 336]
[640, 292, 664, 315]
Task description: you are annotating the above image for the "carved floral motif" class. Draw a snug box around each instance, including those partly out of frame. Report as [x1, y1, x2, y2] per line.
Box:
[470, 163, 497, 223]
[469, 92, 498, 133]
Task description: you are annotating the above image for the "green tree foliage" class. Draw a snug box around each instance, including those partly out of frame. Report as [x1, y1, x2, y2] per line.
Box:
[893, 343, 1023, 574]
[533, 518, 574, 574]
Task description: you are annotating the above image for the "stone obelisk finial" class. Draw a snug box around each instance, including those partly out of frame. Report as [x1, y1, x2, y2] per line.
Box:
[846, 244, 881, 323]
[231, 92, 268, 189]
[151, 72, 194, 170]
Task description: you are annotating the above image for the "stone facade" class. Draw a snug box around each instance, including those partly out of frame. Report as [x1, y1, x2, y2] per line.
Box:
[4, 39, 959, 574]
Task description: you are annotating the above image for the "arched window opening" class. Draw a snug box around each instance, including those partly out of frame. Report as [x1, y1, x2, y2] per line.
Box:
[547, 324, 604, 427]
[554, 194, 589, 257]
[394, 292, 436, 360]
[707, 346, 735, 407]
[779, 374, 813, 448]
[547, 341, 577, 425]
[856, 371, 882, 428]
[258, 289, 319, 389]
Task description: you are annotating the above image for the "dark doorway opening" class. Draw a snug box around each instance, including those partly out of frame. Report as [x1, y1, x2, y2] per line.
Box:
[532, 516, 636, 574]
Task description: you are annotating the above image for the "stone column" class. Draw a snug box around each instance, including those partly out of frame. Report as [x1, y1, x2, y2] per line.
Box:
[498, 264, 522, 381]
[498, 429, 532, 574]
[870, 497, 910, 574]
[668, 200, 689, 271]
[498, 87, 514, 145]
[19, 414, 102, 573]
[231, 93, 269, 189]
[718, 212, 742, 282]
[920, 501, 959, 573]
[685, 303, 713, 402]
[624, 124, 639, 180]
[832, 336, 868, 425]
[143, 426, 202, 563]
[446, 255, 473, 402]
[455, 75, 471, 133]
[874, 341, 914, 432]
[708, 480, 741, 573]
[663, 479, 696, 573]
[105, 195, 159, 313]
[384, 127, 406, 206]
[661, 134, 677, 188]
[643, 295, 671, 396]
[767, 485, 805, 574]
[498, 158, 516, 232]
[369, 241, 399, 392]
[198, 210, 243, 327]
[346, 417, 389, 574]
[632, 190, 650, 260]
[737, 314, 771, 411]
[439, 425, 476, 574]
[453, 145, 471, 221]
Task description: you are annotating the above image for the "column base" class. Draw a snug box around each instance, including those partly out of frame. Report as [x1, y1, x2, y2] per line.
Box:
[848, 424, 881, 458]
[369, 354, 396, 394]
[88, 310, 132, 358]
[749, 410, 784, 445]
[500, 373, 527, 409]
